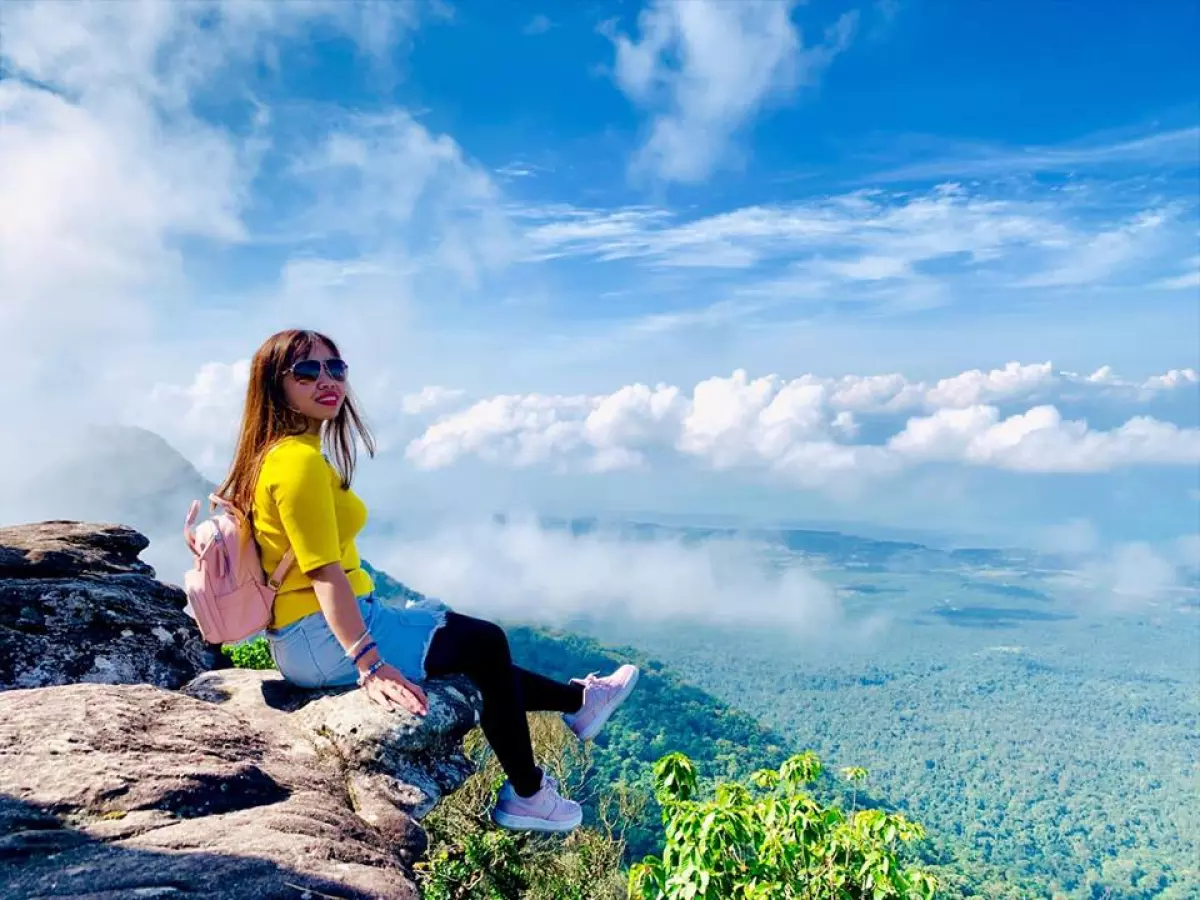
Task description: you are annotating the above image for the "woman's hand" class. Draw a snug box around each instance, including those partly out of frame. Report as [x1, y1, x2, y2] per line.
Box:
[361, 663, 428, 716]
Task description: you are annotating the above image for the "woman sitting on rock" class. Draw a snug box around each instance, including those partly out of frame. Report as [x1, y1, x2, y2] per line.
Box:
[215, 328, 639, 833]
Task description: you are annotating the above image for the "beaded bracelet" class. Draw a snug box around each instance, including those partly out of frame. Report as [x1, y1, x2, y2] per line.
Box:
[351, 640, 378, 665]
[357, 658, 386, 686]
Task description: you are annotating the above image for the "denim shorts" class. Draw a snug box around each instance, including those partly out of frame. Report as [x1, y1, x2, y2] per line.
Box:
[265, 593, 448, 688]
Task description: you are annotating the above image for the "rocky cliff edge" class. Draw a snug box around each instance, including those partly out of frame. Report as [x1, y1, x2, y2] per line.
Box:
[0, 521, 482, 900]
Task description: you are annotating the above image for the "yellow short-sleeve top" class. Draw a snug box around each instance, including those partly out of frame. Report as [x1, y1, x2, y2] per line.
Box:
[252, 432, 374, 630]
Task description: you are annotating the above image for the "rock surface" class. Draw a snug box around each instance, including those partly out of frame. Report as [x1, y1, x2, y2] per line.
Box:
[1, 666, 482, 899]
[0, 521, 214, 690]
[0, 521, 484, 899]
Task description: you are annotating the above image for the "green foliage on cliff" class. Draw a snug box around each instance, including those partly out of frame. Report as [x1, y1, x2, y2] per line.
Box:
[220, 638, 273, 670]
[630, 751, 937, 900]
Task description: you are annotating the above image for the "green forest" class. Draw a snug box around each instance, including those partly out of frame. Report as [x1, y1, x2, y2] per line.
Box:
[502, 625, 1039, 899]
[573, 604, 1200, 897]
[367, 541, 1200, 900]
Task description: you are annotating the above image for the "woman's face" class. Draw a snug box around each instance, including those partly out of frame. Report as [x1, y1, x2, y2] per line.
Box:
[282, 341, 348, 427]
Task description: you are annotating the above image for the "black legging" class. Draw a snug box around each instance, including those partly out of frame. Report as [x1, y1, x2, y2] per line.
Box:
[425, 612, 584, 798]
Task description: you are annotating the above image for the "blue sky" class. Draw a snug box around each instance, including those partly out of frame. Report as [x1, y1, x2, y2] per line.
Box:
[2, 0, 1198, 551]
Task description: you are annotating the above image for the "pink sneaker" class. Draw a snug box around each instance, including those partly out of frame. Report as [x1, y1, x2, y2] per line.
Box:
[492, 774, 583, 833]
[563, 664, 640, 742]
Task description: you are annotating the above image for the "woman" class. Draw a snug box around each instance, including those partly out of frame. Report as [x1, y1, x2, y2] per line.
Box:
[215, 329, 639, 833]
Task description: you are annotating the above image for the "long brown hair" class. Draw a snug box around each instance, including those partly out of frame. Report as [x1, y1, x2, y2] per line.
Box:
[216, 329, 376, 519]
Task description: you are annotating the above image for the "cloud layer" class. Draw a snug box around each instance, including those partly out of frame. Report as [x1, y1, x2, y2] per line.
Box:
[402, 362, 1200, 484]
[517, 184, 1195, 325]
[132, 356, 1198, 489]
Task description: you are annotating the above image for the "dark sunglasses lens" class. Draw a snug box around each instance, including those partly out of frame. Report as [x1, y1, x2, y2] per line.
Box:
[291, 360, 322, 382]
[326, 359, 348, 381]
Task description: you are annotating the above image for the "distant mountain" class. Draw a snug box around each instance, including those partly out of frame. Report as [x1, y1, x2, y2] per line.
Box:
[10, 425, 216, 538]
[2, 425, 217, 585]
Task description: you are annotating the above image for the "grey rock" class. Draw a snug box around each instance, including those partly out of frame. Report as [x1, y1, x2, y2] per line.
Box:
[0, 520, 485, 899]
[0, 521, 213, 691]
[0, 520, 158, 579]
[1, 671, 482, 899]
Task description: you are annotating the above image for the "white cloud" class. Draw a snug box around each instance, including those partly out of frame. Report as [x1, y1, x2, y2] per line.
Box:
[605, 0, 856, 182]
[1142, 368, 1200, 391]
[827, 373, 925, 413]
[523, 14, 555, 36]
[133, 360, 251, 475]
[1150, 254, 1200, 291]
[887, 405, 1002, 461]
[1019, 210, 1169, 288]
[405, 386, 686, 472]
[285, 109, 514, 292]
[822, 254, 913, 281]
[585, 384, 688, 468]
[925, 362, 1056, 408]
[890, 405, 1200, 473]
[0, 0, 429, 407]
[1079, 365, 1121, 386]
[402, 386, 468, 415]
[1078, 542, 1186, 609]
[1154, 271, 1200, 291]
[404, 362, 1200, 483]
[406, 393, 593, 470]
[0, 50, 248, 387]
[518, 185, 1187, 310]
[872, 126, 1200, 183]
[1, 0, 524, 497]
[1038, 524, 1199, 610]
[679, 372, 828, 468]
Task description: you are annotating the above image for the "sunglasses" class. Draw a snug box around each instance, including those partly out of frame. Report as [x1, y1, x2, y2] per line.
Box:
[285, 358, 349, 383]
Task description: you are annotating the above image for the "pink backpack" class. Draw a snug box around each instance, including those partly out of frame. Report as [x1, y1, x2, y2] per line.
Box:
[183, 493, 295, 644]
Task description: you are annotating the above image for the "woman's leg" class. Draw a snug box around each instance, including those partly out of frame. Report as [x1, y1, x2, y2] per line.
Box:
[423, 612, 583, 797]
[514, 665, 585, 715]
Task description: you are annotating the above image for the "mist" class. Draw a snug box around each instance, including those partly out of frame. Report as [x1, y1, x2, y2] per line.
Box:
[1038, 519, 1200, 611]
[364, 515, 859, 638]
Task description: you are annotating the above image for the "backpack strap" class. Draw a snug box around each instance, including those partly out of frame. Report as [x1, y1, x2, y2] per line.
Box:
[202, 493, 297, 590]
[267, 550, 295, 590]
[184, 500, 201, 556]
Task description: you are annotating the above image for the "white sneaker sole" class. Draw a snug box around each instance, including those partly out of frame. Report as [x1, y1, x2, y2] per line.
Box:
[491, 808, 583, 833]
[571, 666, 640, 742]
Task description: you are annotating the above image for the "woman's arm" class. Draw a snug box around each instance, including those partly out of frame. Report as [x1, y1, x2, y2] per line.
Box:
[309, 562, 428, 716]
